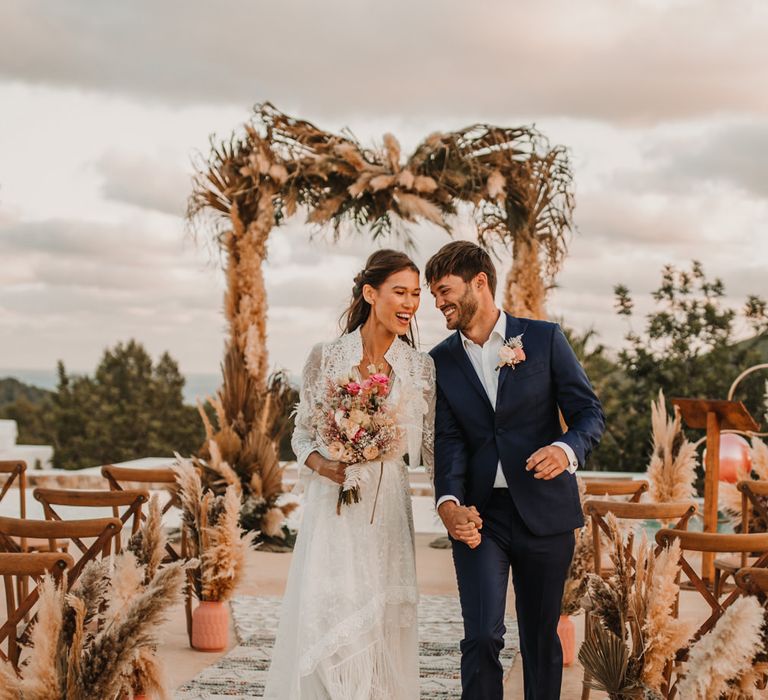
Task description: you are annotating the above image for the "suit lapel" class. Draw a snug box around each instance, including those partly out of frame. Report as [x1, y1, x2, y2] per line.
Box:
[446, 332, 495, 415]
[496, 314, 527, 399]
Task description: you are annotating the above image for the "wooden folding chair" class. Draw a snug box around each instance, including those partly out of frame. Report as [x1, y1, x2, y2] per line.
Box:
[714, 480, 768, 596]
[581, 500, 697, 700]
[656, 530, 768, 651]
[100, 464, 194, 643]
[0, 460, 27, 517]
[0, 516, 122, 589]
[583, 478, 649, 502]
[33, 487, 148, 555]
[0, 551, 73, 667]
[101, 465, 182, 560]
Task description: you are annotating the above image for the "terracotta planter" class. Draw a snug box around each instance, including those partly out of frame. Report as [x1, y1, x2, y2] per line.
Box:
[557, 614, 576, 666]
[191, 600, 229, 651]
[133, 696, 149, 700]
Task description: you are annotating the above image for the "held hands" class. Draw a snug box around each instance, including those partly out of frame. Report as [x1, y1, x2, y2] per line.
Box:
[526, 445, 568, 480]
[438, 501, 483, 549]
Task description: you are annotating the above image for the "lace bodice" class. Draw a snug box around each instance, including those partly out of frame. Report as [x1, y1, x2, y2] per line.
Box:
[292, 329, 435, 478]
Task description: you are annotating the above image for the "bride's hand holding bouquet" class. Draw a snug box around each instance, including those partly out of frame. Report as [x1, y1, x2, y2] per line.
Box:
[316, 372, 399, 515]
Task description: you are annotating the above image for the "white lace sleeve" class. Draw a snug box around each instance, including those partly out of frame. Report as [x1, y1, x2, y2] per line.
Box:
[291, 342, 324, 477]
[421, 353, 436, 482]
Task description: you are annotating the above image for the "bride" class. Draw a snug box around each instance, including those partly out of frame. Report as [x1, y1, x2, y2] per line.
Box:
[263, 250, 436, 700]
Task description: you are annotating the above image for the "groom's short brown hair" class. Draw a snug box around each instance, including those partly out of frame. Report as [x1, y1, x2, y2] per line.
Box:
[425, 241, 497, 296]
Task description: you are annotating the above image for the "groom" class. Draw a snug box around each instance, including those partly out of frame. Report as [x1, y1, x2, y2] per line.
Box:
[426, 241, 604, 700]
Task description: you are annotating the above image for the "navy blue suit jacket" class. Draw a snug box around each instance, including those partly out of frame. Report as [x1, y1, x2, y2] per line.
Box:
[430, 314, 605, 536]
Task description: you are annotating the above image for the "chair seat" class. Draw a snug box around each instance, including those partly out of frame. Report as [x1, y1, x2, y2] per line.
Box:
[23, 538, 69, 553]
[714, 554, 760, 573]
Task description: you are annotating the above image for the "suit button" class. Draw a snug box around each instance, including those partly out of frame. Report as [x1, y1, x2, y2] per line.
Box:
[496, 427, 504, 435]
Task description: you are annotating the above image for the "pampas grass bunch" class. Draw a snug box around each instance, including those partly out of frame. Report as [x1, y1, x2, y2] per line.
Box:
[562, 477, 595, 616]
[579, 514, 689, 698]
[640, 539, 693, 692]
[174, 455, 250, 602]
[0, 502, 183, 699]
[196, 345, 298, 550]
[647, 390, 697, 503]
[676, 596, 766, 699]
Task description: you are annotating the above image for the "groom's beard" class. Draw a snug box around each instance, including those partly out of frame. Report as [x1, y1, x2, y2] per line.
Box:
[445, 287, 478, 331]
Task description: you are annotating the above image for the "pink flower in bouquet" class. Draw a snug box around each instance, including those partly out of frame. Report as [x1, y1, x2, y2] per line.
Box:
[345, 381, 361, 395]
[513, 347, 526, 362]
[370, 373, 390, 395]
[362, 444, 380, 461]
[345, 423, 361, 442]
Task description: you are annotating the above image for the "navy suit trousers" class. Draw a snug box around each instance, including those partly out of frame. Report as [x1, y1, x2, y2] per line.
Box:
[451, 489, 575, 700]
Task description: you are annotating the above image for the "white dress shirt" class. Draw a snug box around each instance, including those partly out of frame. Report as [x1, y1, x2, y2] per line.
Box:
[437, 310, 578, 509]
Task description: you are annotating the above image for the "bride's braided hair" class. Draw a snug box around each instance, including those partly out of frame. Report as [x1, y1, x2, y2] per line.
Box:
[341, 249, 419, 347]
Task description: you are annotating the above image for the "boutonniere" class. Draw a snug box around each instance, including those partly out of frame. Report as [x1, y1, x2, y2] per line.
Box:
[496, 333, 526, 371]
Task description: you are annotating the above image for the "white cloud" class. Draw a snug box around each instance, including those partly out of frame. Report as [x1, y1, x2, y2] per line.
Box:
[96, 153, 192, 217]
[0, 1, 766, 123]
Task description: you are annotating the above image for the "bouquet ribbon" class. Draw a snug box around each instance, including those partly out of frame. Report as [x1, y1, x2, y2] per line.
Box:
[370, 461, 384, 525]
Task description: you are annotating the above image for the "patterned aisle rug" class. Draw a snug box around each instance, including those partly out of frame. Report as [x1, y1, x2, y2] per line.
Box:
[176, 595, 519, 699]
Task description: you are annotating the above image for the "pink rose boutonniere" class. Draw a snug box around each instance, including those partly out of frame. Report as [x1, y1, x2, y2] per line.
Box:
[496, 333, 526, 371]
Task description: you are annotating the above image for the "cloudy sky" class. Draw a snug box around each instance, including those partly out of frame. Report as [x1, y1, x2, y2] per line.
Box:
[1, 0, 767, 383]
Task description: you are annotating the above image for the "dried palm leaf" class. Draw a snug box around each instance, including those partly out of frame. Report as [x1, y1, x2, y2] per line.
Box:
[578, 621, 631, 696]
[243, 427, 282, 502]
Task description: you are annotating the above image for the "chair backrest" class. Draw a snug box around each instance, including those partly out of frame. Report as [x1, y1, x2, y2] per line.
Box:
[0, 515, 122, 589]
[0, 460, 26, 519]
[735, 566, 768, 598]
[583, 478, 649, 502]
[0, 551, 73, 667]
[738, 480, 768, 532]
[101, 465, 182, 560]
[33, 487, 148, 554]
[656, 529, 768, 650]
[584, 499, 697, 577]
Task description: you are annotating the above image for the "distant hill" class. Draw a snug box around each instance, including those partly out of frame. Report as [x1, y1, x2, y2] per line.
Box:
[0, 377, 52, 408]
[735, 333, 768, 362]
[0, 368, 224, 406]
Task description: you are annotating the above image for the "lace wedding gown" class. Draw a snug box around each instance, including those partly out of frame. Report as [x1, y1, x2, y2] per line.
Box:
[263, 330, 435, 700]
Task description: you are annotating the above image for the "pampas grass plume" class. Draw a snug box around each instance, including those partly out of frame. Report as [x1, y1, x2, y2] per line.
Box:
[21, 574, 64, 699]
[676, 596, 765, 699]
[641, 539, 692, 691]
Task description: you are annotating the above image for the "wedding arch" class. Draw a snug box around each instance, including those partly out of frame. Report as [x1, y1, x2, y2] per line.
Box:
[187, 103, 574, 545]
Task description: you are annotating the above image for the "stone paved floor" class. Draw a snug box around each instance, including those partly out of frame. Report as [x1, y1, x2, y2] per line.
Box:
[161, 535, 712, 699]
